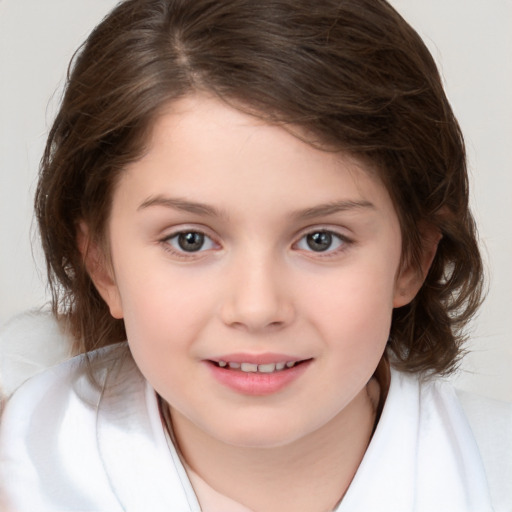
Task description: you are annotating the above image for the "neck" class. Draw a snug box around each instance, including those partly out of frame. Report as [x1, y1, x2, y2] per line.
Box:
[166, 381, 381, 512]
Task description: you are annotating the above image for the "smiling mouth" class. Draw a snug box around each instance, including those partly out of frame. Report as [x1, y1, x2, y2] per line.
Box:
[210, 359, 311, 374]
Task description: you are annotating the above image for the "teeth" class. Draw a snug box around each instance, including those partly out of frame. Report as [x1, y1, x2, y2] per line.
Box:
[241, 362, 258, 372]
[217, 360, 299, 373]
[257, 363, 276, 373]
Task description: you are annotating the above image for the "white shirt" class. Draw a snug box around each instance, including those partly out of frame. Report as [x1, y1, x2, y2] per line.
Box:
[0, 342, 510, 511]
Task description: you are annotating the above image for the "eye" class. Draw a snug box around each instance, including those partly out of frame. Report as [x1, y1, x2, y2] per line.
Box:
[164, 231, 216, 253]
[295, 230, 347, 253]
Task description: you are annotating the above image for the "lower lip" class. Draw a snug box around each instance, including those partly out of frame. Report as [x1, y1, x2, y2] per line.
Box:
[206, 360, 311, 396]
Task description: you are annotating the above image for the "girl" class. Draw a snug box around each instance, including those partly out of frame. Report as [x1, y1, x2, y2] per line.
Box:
[0, 0, 510, 510]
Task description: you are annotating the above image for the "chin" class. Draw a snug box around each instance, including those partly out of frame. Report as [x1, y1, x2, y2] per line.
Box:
[210, 418, 315, 450]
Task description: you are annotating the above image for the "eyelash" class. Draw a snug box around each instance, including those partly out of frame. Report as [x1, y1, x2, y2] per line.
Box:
[159, 227, 353, 259]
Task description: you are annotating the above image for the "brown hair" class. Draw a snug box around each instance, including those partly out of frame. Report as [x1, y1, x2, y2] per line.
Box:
[36, 0, 483, 375]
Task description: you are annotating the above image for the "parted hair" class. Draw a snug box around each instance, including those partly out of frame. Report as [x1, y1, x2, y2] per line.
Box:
[36, 0, 484, 375]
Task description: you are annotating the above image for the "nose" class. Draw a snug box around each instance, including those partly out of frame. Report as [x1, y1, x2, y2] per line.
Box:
[219, 252, 295, 332]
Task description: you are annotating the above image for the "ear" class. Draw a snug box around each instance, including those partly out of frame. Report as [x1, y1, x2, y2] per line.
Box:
[77, 221, 124, 319]
[393, 225, 441, 308]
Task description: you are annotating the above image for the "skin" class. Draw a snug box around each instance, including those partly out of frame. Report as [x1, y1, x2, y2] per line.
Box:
[87, 95, 433, 511]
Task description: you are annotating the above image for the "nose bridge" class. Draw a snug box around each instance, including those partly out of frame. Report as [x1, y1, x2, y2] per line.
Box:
[220, 245, 293, 331]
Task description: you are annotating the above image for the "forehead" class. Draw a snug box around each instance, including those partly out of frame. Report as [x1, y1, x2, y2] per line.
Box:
[114, 94, 397, 223]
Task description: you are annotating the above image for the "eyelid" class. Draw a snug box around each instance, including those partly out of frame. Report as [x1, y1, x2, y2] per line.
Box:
[160, 223, 218, 240]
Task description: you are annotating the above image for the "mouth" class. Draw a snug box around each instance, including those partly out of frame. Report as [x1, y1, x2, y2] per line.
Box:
[209, 359, 311, 374]
[206, 356, 313, 395]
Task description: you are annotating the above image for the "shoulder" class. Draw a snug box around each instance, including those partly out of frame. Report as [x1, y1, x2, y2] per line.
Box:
[456, 387, 512, 437]
[424, 374, 512, 510]
[0, 309, 72, 398]
[410, 372, 512, 472]
[1, 341, 196, 512]
[456, 389, 512, 510]
[1, 341, 131, 419]
[0, 343, 135, 512]
[387, 370, 511, 510]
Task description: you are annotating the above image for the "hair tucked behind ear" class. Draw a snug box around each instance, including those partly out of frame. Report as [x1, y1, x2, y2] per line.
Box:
[36, 0, 484, 374]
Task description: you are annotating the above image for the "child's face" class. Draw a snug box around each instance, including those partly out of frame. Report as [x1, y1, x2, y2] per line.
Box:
[95, 95, 419, 448]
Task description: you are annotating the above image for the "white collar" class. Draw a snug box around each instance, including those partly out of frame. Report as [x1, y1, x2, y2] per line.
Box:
[95, 346, 200, 511]
[94, 347, 493, 511]
[337, 370, 493, 511]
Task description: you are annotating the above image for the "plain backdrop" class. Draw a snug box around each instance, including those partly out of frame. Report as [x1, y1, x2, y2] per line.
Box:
[0, 0, 511, 401]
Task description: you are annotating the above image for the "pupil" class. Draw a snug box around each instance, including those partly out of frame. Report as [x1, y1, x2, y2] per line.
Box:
[307, 232, 332, 252]
[178, 232, 204, 252]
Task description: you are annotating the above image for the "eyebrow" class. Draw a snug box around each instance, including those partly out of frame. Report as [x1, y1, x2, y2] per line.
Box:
[138, 195, 227, 219]
[293, 200, 375, 220]
[138, 195, 375, 220]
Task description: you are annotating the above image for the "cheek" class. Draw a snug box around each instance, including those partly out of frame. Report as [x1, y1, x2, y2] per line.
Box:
[118, 282, 203, 395]
[308, 263, 397, 327]
[301, 262, 396, 374]
[114, 263, 222, 381]
[120, 282, 207, 342]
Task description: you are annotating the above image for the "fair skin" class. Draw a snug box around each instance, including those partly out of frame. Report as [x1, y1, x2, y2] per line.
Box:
[87, 95, 433, 511]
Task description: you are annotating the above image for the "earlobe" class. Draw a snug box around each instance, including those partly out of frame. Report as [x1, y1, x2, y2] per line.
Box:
[393, 226, 441, 308]
[393, 267, 421, 308]
[77, 222, 124, 319]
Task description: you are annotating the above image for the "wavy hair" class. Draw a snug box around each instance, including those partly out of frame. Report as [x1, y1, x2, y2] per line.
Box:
[36, 0, 484, 375]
